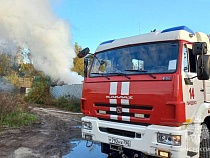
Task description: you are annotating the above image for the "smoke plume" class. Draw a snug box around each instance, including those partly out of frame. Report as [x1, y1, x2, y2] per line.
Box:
[0, 77, 16, 93]
[0, 0, 83, 84]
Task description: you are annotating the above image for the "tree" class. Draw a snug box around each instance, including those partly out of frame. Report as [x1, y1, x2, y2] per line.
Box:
[0, 53, 11, 76]
[71, 43, 84, 76]
[19, 63, 38, 77]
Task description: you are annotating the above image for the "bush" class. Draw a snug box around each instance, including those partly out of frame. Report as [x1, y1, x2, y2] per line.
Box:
[0, 93, 18, 119]
[25, 81, 49, 104]
[24, 76, 52, 104]
[53, 95, 80, 112]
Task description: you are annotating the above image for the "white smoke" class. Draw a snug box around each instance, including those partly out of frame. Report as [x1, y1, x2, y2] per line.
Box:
[0, 77, 16, 93]
[0, 0, 83, 84]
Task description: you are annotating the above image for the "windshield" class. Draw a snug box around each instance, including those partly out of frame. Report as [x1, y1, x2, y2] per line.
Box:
[90, 42, 179, 77]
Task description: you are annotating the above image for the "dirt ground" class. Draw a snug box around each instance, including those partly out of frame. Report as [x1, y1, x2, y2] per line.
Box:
[0, 107, 83, 158]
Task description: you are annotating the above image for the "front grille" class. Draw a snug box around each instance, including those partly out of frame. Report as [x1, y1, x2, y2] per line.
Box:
[95, 103, 153, 110]
[95, 103, 153, 124]
[99, 127, 136, 138]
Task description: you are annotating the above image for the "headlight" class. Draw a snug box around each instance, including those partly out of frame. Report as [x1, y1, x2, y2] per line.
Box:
[157, 133, 181, 146]
[82, 121, 92, 130]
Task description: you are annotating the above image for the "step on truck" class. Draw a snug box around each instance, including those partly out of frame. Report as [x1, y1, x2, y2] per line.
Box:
[78, 26, 210, 158]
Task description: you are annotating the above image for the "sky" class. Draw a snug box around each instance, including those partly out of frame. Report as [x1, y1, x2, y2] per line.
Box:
[51, 0, 210, 52]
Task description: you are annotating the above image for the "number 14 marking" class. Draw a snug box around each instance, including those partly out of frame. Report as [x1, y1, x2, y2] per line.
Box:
[189, 88, 195, 99]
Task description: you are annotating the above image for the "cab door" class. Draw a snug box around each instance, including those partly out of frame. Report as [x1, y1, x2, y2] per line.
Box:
[182, 44, 204, 120]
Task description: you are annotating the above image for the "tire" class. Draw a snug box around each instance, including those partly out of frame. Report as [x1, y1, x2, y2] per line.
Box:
[199, 123, 210, 158]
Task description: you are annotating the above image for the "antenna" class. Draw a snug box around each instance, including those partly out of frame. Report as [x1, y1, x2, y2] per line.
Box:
[139, 22, 141, 35]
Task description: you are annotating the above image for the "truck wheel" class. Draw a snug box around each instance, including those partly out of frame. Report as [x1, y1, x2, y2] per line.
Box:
[199, 123, 210, 158]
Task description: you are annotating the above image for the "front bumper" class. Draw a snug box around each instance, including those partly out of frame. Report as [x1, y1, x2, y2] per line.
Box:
[81, 116, 190, 158]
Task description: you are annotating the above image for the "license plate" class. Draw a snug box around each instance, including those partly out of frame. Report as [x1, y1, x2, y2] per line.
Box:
[108, 136, 131, 147]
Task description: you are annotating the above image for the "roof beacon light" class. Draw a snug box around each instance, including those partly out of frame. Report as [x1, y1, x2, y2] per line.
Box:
[100, 39, 115, 45]
[161, 26, 194, 35]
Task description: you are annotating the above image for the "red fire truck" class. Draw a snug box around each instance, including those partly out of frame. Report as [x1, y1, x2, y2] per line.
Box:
[78, 26, 210, 158]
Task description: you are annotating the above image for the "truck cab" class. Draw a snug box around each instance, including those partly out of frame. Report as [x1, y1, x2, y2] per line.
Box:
[79, 26, 210, 158]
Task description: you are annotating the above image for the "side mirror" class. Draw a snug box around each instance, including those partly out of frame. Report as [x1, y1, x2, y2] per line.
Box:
[84, 54, 94, 78]
[192, 42, 207, 55]
[197, 55, 210, 80]
[84, 57, 89, 77]
[77, 47, 90, 58]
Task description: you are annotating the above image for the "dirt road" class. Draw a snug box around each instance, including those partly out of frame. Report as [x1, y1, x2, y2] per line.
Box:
[0, 107, 83, 158]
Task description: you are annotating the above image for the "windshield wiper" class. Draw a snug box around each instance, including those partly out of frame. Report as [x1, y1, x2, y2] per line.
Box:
[124, 70, 156, 79]
[107, 72, 131, 79]
[90, 73, 110, 80]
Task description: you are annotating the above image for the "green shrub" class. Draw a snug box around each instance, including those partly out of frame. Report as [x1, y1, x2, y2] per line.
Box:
[24, 76, 52, 104]
[25, 82, 48, 104]
[54, 95, 80, 112]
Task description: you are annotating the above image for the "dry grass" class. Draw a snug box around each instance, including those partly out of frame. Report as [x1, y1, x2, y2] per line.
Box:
[0, 92, 37, 130]
[0, 93, 18, 117]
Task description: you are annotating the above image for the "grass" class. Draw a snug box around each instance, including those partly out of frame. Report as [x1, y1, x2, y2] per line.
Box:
[53, 96, 81, 112]
[1, 111, 37, 128]
[0, 93, 38, 130]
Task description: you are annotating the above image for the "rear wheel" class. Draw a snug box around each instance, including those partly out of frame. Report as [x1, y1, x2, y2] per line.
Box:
[199, 123, 210, 157]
